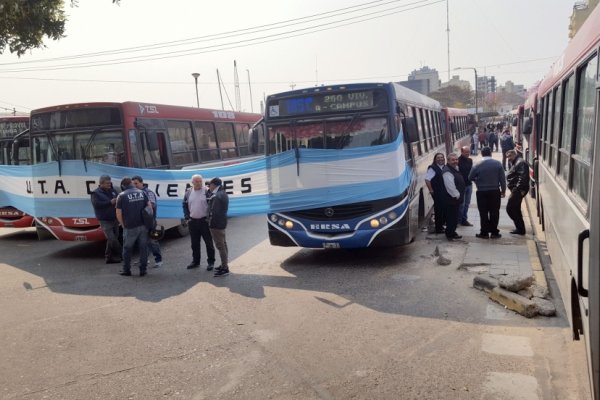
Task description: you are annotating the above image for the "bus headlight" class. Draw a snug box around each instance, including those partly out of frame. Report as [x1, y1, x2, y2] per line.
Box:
[270, 214, 278, 223]
[388, 211, 397, 220]
[285, 221, 294, 229]
[370, 219, 380, 228]
[379, 216, 388, 225]
[278, 219, 285, 226]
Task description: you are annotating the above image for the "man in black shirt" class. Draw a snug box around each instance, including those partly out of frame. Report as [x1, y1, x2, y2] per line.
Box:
[506, 150, 529, 235]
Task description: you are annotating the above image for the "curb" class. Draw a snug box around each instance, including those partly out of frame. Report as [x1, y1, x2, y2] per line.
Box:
[522, 195, 549, 290]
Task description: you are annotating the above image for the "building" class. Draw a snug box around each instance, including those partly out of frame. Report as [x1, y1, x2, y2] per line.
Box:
[569, 0, 599, 38]
[440, 75, 471, 91]
[406, 66, 440, 94]
[397, 79, 430, 95]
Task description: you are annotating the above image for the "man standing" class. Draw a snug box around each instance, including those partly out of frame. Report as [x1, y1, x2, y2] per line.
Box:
[441, 153, 466, 241]
[132, 175, 162, 268]
[182, 174, 216, 271]
[468, 147, 506, 239]
[116, 177, 150, 276]
[488, 128, 497, 152]
[207, 177, 230, 277]
[457, 146, 474, 226]
[90, 175, 121, 264]
[500, 129, 515, 170]
[505, 149, 530, 235]
[425, 153, 447, 234]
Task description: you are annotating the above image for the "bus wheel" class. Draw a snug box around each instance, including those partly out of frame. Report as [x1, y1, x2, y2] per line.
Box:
[174, 223, 190, 237]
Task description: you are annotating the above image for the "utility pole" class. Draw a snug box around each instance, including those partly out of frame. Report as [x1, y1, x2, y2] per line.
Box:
[234, 60, 241, 111]
[246, 69, 254, 113]
[446, 0, 451, 81]
[191, 72, 200, 108]
[216, 69, 224, 110]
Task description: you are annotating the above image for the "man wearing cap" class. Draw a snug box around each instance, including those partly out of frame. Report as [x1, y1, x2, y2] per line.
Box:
[90, 175, 122, 264]
[183, 174, 216, 270]
[207, 177, 230, 277]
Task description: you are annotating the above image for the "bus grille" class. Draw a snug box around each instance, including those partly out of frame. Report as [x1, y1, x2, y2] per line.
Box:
[289, 203, 373, 220]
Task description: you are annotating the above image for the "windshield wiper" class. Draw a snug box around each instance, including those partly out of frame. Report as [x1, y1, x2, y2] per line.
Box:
[337, 113, 360, 149]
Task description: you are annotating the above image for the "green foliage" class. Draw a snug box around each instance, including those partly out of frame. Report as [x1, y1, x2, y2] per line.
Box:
[0, 0, 120, 56]
[429, 85, 474, 108]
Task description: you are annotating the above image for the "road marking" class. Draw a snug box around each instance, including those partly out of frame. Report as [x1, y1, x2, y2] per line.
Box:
[482, 333, 534, 357]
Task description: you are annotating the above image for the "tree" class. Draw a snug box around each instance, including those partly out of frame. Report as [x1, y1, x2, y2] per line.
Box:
[429, 85, 474, 108]
[0, 0, 118, 57]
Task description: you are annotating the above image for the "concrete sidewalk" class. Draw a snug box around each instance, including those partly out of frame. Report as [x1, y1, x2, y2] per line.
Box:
[434, 150, 548, 291]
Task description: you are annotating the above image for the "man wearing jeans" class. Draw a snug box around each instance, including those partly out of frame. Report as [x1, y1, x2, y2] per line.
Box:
[116, 177, 150, 276]
[91, 175, 121, 264]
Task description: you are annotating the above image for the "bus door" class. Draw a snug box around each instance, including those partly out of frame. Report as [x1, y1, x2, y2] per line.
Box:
[585, 86, 600, 400]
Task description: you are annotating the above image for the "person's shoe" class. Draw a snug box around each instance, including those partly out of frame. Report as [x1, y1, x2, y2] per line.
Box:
[106, 258, 121, 264]
[153, 261, 163, 268]
[510, 230, 526, 235]
[119, 270, 132, 276]
[447, 234, 462, 241]
[475, 233, 489, 239]
[140, 271, 147, 277]
[490, 233, 502, 239]
[435, 229, 445, 234]
[206, 263, 214, 271]
[214, 268, 229, 277]
[186, 263, 200, 269]
[460, 221, 473, 227]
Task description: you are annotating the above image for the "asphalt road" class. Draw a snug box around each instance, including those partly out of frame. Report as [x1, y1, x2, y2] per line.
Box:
[0, 216, 592, 399]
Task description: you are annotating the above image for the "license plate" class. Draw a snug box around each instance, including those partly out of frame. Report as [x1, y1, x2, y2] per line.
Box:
[322, 242, 340, 249]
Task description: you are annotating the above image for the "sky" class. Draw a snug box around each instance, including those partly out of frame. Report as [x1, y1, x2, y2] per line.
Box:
[0, 0, 576, 115]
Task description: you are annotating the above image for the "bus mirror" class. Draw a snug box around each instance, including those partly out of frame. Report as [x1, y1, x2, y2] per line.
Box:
[512, 117, 518, 127]
[523, 117, 532, 135]
[146, 131, 159, 151]
[402, 118, 419, 143]
[249, 121, 264, 154]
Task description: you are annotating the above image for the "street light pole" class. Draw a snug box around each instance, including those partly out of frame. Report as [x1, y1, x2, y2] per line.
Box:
[191, 72, 200, 108]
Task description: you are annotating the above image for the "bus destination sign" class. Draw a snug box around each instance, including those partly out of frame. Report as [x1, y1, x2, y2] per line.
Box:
[272, 91, 375, 117]
[0, 121, 28, 139]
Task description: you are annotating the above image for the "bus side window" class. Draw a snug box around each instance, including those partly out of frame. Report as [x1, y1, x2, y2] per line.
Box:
[194, 121, 219, 162]
[143, 131, 169, 168]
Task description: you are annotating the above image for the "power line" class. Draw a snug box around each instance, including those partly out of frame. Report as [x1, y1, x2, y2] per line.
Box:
[0, 55, 558, 85]
[0, 0, 443, 73]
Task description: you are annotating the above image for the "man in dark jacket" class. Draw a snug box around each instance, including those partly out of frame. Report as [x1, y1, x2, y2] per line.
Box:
[500, 130, 515, 170]
[116, 177, 150, 276]
[425, 153, 446, 234]
[505, 150, 530, 235]
[207, 177, 230, 277]
[442, 153, 466, 241]
[91, 175, 121, 264]
[457, 146, 473, 226]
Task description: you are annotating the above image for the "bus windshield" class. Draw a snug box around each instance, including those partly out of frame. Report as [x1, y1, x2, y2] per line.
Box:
[268, 116, 388, 154]
[31, 130, 125, 165]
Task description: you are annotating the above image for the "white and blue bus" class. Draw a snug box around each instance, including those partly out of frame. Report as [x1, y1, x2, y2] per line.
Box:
[263, 82, 450, 248]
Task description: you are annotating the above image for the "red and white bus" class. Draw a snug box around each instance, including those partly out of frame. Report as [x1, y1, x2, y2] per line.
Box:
[521, 4, 600, 398]
[13, 102, 262, 240]
[0, 116, 34, 228]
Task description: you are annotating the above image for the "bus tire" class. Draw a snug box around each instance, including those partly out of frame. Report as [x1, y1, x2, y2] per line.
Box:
[174, 223, 190, 238]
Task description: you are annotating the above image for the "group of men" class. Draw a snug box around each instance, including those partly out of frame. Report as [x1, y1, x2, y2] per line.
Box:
[472, 126, 516, 170]
[91, 174, 229, 277]
[426, 141, 530, 241]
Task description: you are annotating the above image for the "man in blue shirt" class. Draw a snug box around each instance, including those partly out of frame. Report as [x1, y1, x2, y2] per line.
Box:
[468, 147, 506, 239]
[116, 177, 151, 276]
[90, 175, 121, 264]
[132, 175, 162, 268]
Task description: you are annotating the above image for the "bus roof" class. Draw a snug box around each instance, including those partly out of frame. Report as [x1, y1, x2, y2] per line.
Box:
[30, 101, 261, 124]
[537, 3, 600, 95]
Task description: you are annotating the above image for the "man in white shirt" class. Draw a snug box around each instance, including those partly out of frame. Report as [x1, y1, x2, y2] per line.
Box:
[182, 174, 216, 270]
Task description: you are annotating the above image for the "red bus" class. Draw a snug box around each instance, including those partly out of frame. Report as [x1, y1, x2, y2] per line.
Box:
[523, 4, 600, 398]
[0, 116, 34, 228]
[14, 102, 262, 240]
